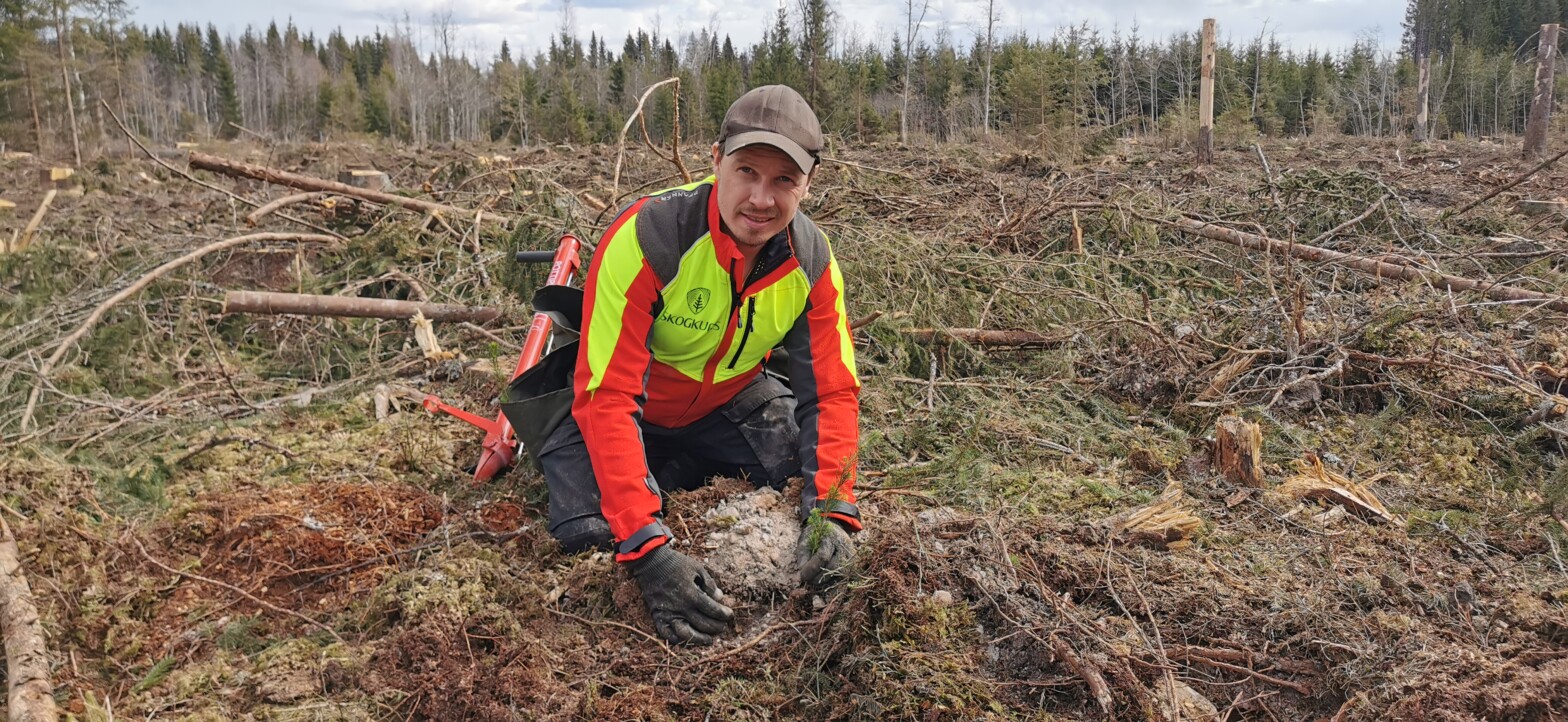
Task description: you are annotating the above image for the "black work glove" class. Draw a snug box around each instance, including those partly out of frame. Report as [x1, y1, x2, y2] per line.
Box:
[795, 516, 855, 587]
[626, 544, 734, 645]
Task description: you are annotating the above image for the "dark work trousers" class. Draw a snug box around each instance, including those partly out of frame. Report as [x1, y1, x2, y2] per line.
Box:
[539, 372, 802, 553]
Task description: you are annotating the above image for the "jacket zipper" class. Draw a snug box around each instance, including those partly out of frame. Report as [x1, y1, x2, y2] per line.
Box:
[726, 297, 758, 369]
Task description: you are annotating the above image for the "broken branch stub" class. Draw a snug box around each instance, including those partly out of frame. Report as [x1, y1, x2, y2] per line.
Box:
[1214, 414, 1265, 488]
[1103, 482, 1202, 550]
[1277, 454, 1402, 527]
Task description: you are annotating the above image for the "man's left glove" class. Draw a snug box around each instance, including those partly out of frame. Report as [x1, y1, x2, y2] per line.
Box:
[626, 545, 734, 645]
[795, 517, 855, 587]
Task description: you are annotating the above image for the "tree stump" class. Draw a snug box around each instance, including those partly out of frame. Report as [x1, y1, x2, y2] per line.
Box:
[37, 167, 75, 190]
[338, 166, 392, 192]
[1213, 414, 1264, 487]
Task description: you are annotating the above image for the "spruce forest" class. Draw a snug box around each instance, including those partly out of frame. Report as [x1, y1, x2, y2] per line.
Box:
[1, 0, 1566, 156]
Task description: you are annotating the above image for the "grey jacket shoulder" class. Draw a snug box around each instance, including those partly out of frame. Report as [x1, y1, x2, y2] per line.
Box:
[788, 213, 833, 285]
[633, 184, 711, 284]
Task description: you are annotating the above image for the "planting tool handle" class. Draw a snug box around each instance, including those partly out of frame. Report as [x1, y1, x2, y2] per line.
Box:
[514, 250, 557, 264]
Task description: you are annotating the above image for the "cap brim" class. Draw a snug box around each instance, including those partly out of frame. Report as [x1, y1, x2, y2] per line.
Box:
[722, 131, 817, 174]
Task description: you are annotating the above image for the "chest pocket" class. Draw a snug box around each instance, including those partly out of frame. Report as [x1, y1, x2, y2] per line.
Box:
[713, 273, 810, 384]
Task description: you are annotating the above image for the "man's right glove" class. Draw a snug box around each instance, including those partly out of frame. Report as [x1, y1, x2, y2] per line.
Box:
[626, 544, 734, 645]
[795, 516, 855, 587]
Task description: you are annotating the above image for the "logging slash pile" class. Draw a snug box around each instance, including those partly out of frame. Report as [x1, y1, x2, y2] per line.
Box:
[1, 132, 1567, 721]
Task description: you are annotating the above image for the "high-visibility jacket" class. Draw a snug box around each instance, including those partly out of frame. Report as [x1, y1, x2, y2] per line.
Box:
[573, 175, 862, 562]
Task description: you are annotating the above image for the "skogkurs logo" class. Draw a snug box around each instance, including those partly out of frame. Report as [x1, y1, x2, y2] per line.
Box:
[687, 287, 711, 314]
[661, 287, 721, 331]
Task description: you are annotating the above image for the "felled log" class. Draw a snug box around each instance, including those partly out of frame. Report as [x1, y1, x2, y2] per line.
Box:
[224, 290, 501, 324]
[1213, 414, 1265, 488]
[1276, 454, 1402, 527]
[1171, 216, 1568, 313]
[905, 327, 1061, 348]
[188, 152, 507, 226]
[1, 518, 59, 722]
[1103, 482, 1201, 550]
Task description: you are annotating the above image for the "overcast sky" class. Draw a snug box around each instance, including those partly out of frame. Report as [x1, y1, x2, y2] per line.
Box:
[130, 0, 1408, 61]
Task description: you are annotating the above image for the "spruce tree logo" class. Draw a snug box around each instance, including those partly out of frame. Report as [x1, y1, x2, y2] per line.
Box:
[687, 288, 711, 314]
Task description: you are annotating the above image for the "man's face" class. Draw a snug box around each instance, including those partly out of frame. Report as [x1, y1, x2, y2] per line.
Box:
[711, 143, 813, 249]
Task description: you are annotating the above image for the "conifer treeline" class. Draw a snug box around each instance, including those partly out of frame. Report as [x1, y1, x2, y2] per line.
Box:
[0, 0, 1563, 159]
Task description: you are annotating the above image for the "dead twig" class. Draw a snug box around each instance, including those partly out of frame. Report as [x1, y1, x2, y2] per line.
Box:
[173, 435, 298, 466]
[545, 605, 667, 648]
[20, 232, 338, 432]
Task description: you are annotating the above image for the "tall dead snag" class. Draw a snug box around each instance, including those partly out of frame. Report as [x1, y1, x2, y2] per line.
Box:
[1414, 53, 1431, 142]
[187, 152, 507, 227]
[1523, 24, 1560, 160]
[1214, 414, 1264, 488]
[1, 518, 59, 722]
[1197, 19, 1216, 165]
[1172, 217, 1568, 313]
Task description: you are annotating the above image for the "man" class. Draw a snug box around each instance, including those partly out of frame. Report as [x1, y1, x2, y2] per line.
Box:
[536, 85, 862, 645]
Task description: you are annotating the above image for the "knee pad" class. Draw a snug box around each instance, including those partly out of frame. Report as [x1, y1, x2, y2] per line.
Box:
[550, 515, 612, 555]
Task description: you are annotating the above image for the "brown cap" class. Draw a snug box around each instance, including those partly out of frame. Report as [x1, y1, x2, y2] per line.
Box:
[719, 85, 823, 174]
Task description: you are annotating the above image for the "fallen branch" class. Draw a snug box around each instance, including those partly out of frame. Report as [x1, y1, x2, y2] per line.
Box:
[1444, 146, 1568, 218]
[0, 517, 58, 722]
[905, 327, 1064, 348]
[188, 152, 508, 226]
[223, 290, 501, 324]
[1050, 634, 1115, 716]
[1171, 217, 1568, 313]
[246, 191, 341, 227]
[14, 188, 56, 251]
[611, 77, 685, 200]
[101, 100, 342, 240]
[21, 232, 338, 432]
[1168, 645, 1313, 695]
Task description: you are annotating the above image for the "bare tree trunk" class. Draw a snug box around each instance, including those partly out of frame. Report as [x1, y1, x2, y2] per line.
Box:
[1415, 53, 1431, 142]
[1197, 18, 1215, 165]
[982, 0, 995, 135]
[1523, 24, 1560, 160]
[54, 3, 81, 166]
[900, 0, 930, 144]
[23, 59, 45, 154]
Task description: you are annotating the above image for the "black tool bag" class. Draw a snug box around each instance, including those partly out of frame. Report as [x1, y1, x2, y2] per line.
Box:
[500, 285, 583, 472]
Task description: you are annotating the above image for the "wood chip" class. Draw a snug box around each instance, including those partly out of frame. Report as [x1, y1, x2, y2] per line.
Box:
[1276, 454, 1403, 527]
